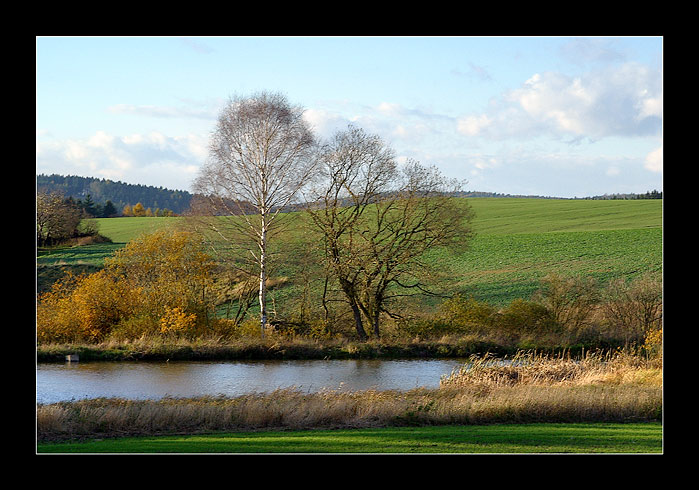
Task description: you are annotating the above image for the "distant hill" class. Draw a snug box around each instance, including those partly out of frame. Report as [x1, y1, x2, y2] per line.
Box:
[37, 174, 193, 215]
[37, 174, 662, 217]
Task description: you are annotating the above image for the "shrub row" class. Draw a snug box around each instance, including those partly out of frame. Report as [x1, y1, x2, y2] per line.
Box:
[393, 273, 662, 353]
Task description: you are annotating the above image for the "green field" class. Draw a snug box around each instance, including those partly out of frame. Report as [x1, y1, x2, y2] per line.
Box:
[36, 422, 662, 453]
[467, 198, 660, 235]
[36, 198, 662, 306]
[93, 216, 178, 243]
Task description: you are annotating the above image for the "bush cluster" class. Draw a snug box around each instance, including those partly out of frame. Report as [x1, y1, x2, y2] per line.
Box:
[37, 230, 218, 343]
[392, 273, 662, 353]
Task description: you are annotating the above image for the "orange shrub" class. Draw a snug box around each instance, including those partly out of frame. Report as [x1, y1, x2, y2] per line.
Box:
[159, 306, 198, 337]
[37, 270, 137, 343]
[37, 230, 218, 343]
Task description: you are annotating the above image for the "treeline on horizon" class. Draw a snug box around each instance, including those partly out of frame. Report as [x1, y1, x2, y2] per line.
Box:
[36, 173, 663, 218]
[37, 174, 192, 216]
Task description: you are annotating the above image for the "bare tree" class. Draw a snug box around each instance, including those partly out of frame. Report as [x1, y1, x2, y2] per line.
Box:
[305, 126, 397, 340]
[192, 92, 317, 336]
[37, 190, 82, 246]
[307, 126, 474, 340]
[357, 161, 474, 338]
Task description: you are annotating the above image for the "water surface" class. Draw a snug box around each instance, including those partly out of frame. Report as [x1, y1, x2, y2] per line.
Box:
[36, 358, 467, 404]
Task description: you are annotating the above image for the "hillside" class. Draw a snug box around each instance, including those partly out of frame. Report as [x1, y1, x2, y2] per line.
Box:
[37, 174, 193, 215]
[268, 198, 663, 308]
[37, 198, 663, 308]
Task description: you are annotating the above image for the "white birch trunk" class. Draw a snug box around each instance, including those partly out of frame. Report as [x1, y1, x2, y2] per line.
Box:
[259, 219, 267, 337]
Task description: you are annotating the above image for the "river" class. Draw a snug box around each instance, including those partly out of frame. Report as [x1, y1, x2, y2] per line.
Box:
[36, 358, 468, 404]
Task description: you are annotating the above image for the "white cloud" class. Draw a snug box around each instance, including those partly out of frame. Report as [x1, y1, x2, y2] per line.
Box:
[36, 131, 207, 191]
[302, 108, 353, 139]
[452, 149, 659, 197]
[303, 103, 452, 147]
[377, 102, 402, 116]
[456, 62, 662, 141]
[640, 96, 663, 119]
[606, 166, 621, 176]
[644, 146, 663, 173]
[457, 114, 492, 136]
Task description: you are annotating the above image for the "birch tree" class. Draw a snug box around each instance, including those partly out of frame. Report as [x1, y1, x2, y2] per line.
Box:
[192, 92, 316, 336]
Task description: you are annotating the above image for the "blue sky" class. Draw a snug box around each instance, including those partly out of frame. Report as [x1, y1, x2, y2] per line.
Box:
[36, 36, 662, 197]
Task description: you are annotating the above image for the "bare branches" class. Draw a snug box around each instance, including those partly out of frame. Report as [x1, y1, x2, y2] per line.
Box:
[200, 92, 317, 214]
[191, 91, 317, 335]
[307, 126, 474, 340]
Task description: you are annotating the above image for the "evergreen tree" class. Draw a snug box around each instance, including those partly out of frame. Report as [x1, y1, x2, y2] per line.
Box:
[102, 200, 117, 217]
[81, 194, 97, 216]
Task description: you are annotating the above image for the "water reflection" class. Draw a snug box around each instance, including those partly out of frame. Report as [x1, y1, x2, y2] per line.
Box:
[36, 359, 466, 404]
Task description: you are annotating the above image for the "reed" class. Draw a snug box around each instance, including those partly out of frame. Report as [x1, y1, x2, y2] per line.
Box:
[439, 349, 662, 388]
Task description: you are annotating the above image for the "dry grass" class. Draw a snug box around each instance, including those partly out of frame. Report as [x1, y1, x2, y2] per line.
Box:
[440, 350, 663, 388]
[37, 351, 662, 442]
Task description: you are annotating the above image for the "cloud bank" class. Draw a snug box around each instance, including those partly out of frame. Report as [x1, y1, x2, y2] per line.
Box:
[456, 63, 662, 142]
[36, 130, 207, 191]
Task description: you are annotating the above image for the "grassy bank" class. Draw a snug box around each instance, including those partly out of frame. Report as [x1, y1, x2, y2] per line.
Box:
[36, 336, 619, 363]
[37, 422, 662, 453]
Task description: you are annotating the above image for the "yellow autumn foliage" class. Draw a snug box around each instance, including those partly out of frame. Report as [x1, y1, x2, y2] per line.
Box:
[37, 230, 217, 343]
[37, 270, 137, 342]
[106, 229, 216, 321]
[159, 306, 198, 336]
[643, 327, 663, 359]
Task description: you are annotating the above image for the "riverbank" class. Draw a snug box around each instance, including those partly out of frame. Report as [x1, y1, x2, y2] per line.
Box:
[36, 336, 620, 363]
[37, 351, 662, 443]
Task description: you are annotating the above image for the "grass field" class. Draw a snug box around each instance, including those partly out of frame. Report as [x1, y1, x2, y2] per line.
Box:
[36, 198, 663, 306]
[93, 216, 178, 243]
[36, 422, 662, 453]
[467, 198, 660, 235]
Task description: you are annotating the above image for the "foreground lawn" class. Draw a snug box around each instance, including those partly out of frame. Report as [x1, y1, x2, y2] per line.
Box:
[37, 422, 662, 454]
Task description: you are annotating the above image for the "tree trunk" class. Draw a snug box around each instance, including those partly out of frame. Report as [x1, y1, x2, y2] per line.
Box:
[372, 310, 381, 339]
[350, 301, 368, 342]
[259, 222, 268, 338]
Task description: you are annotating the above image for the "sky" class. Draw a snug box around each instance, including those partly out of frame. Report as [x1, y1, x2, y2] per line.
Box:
[36, 36, 663, 198]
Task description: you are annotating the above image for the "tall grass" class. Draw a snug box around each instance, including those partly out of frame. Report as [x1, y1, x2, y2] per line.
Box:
[440, 350, 663, 388]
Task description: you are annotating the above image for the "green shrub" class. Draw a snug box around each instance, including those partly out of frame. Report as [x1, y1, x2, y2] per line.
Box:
[533, 273, 599, 335]
[438, 294, 495, 334]
[600, 275, 662, 346]
[496, 298, 557, 336]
